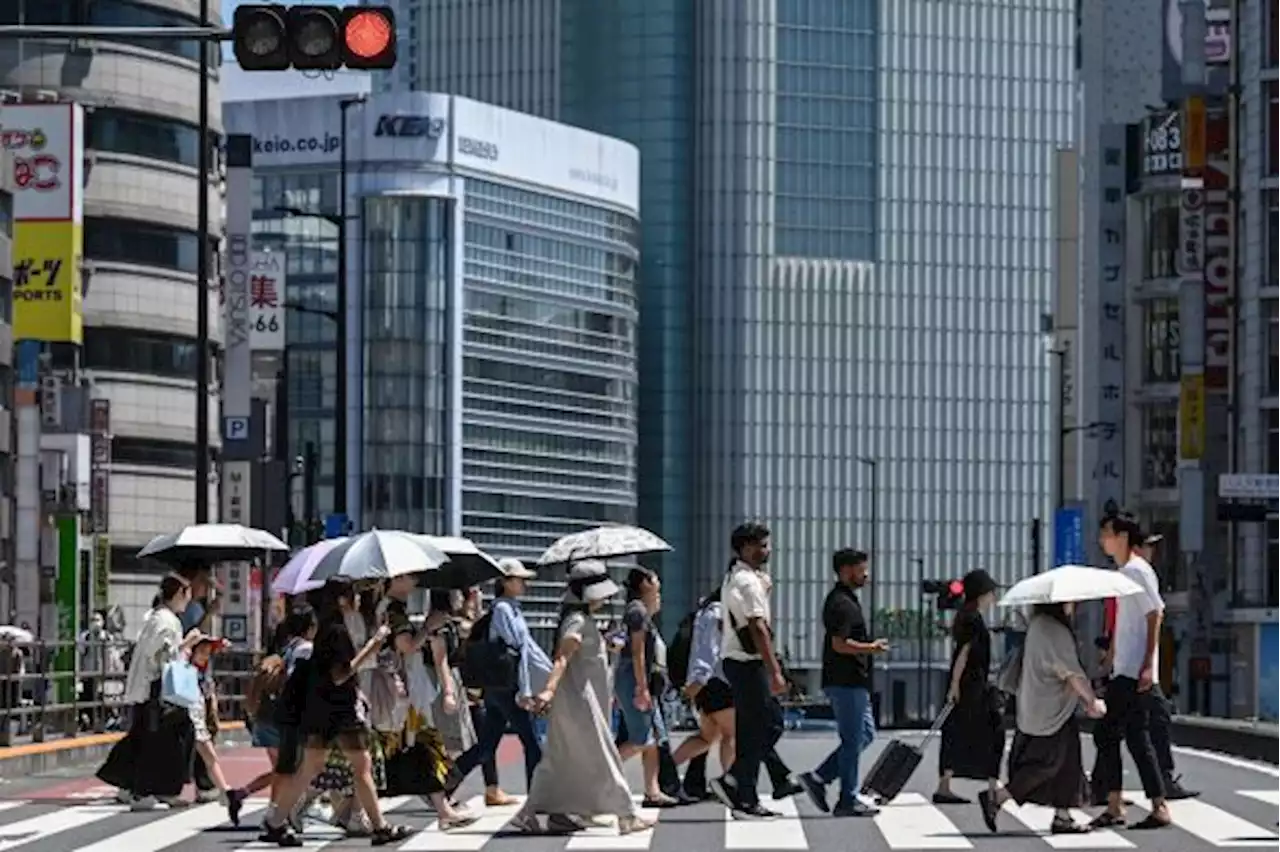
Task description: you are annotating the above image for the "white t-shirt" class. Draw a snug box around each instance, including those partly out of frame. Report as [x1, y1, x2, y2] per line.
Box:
[1113, 555, 1164, 681]
[721, 562, 771, 662]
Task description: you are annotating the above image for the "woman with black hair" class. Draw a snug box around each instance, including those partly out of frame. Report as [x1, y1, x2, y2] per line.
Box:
[934, 569, 1005, 804]
[977, 601, 1105, 835]
[508, 560, 656, 836]
[98, 574, 205, 810]
[612, 567, 679, 807]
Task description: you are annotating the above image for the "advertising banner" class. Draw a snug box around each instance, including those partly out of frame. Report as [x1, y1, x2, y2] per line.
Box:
[1178, 373, 1206, 461]
[1203, 110, 1232, 392]
[249, 251, 286, 352]
[224, 136, 253, 424]
[1094, 126, 1128, 513]
[89, 398, 111, 533]
[0, 102, 85, 222]
[93, 535, 111, 612]
[12, 222, 83, 343]
[1140, 111, 1183, 177]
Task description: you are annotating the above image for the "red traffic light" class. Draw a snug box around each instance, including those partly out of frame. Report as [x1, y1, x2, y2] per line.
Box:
[342, 7, 396, 69]
[949, 580, 964, 597]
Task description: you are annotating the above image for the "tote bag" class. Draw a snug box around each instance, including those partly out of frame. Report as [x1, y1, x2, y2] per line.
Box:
[160, 659, 202, 710]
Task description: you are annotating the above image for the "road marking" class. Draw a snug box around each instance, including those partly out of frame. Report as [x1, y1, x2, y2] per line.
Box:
[725, 795, 807, 849]
[1000, 802, 1133, 848]
[1238, 790, 1280, 806]
[77, 802, 265, 852]
[0, 804, 123, 851]
[0, 802, 30, 816]
[566, 796, 660, 849]
[400, 795, 514, 851]
[1170, 746, 1280, 778]
[872, 792, 971, 850]
[1124, 793, 1280, 848]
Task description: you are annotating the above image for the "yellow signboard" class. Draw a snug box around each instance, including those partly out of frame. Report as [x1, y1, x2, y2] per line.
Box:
[13, 220, 83, 343]
[1179, 373, 1206, 462]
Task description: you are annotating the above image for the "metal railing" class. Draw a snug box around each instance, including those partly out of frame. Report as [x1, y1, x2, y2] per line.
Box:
[0, 640, 255, 747]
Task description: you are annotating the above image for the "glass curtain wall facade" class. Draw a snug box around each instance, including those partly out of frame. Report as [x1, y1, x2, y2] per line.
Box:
[874, 1, 1074, 630]
[359, 197, 453, 533]
[460, 179, 640, 560]
[251, 171, 341, 516]
[561, 0, 696, 618]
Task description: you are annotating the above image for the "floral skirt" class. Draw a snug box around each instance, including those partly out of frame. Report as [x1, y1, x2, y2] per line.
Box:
[378, 706, 450, 796]
[310, 734, 386, 795]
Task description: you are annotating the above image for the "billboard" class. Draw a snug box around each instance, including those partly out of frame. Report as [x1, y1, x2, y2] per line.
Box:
[12, 222, 83, 343]
[1139, 111, 1183, 178]
[1161, 0, 1232, 102]
[249, 251, 286, 352]
[0, 102, 85, 344]
[223, 92, 641, 212]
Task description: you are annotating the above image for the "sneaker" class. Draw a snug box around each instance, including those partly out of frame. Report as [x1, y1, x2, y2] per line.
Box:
[709, 775, 739, 810]
[258, 822, 303, 847]
[130, 796, 158, 812]
[833, 800, 879, 817]
[732, 803, 781, 820]
[114, 789, 134, 805]
[771, 779, 804, 800]
[798, 772, 830, 814]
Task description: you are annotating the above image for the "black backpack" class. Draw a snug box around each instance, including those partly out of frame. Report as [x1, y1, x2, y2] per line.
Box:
[460, 608, 521, 691]
[667, 590, 721, 690]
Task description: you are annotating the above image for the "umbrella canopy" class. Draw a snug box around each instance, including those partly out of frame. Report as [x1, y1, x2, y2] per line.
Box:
[536, 525, 671, 567]
[0, 626, 33, 643]
[998, 565, 1144, 607]
[409, 536, 504, 589]
[137, 524, 289, 567]
[308, 530, 450, 584]
[272, 538, 347, 597]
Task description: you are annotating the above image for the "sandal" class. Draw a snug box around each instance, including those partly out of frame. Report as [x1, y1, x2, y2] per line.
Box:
[1090, 812, 1126, 829]
[507, 811, 543, 834]
[618, 814, 657, 835]
[1129, 814, 1172, 830]
[370, 824, 413, 846]
[485, 790, 518, 807]
[641, 793, 680, 808]
[1051, 818, 1093, 834]
[546, 814, 587, 833]
[438, 813, 479, 831]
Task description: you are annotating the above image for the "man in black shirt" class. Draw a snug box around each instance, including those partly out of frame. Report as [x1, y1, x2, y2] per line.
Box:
[799, 549, 888, 817]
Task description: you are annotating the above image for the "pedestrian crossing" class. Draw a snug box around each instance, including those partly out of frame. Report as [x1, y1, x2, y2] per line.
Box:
[0, 789, 1274, 851]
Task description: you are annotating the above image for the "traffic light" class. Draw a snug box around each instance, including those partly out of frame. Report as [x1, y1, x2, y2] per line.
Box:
[233, 5, 396, 71]
[921, 579, 965, 611]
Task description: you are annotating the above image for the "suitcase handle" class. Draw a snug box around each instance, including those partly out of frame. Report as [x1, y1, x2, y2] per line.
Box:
[919, 702, 954, 749]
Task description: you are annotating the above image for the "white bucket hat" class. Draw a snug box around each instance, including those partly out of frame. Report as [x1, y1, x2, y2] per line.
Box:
[564, 559, 620, 603]
[497, 557, 537, 579]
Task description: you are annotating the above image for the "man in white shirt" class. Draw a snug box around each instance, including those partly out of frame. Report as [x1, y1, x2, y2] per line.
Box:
[1092, 512, 1172, 830]
[710, 521, 801, 820]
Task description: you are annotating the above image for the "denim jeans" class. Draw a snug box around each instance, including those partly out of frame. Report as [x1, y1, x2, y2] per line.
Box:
[453, 688, 542, 787]
[816, 686, 875, 807]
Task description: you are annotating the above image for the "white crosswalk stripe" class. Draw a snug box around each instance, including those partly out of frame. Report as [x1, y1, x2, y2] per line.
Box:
[0, 787, 1274, 851]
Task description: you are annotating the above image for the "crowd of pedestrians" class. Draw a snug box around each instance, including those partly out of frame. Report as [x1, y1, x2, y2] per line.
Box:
[90, 511, 1198, 846]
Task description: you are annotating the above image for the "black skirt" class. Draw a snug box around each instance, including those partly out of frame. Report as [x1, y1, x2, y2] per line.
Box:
[97, 694, 194, 797]
[1006, 717, 1086, 809]
[939, 684, 1004, 780]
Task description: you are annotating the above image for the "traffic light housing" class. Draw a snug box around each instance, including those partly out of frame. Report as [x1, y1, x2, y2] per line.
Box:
[922, 579, 965, 611]
[233, 5, 396, 71]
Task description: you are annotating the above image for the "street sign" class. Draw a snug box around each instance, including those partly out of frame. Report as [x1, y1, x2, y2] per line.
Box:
[1218, 474, 1278, 500]
[1053, 505, 1085, 567]
[324, 513, 349, 539]
[224, 416, 250, 441]
[222, 614, 247, 643]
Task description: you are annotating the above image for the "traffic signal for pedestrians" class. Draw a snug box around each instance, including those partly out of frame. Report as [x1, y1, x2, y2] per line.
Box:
[922, 578, 965, 611]
[233, 5, 396, 71]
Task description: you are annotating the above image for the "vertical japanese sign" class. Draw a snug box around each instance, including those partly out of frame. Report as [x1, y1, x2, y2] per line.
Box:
[249, 251, 286, 352]
[1203, 109, 1232, 392]
[0, 103, 85, 343]
[89, 398, 111, 532]
[221, 460, 252, 527]
[1095, 125, 1127, 514]
[223, 136, 254, 428]
[93, 535, 111, 612]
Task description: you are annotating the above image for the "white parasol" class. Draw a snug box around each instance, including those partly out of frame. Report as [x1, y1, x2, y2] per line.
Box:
[536, 525, 671, 567]
[137, 524, 289, 567]
[997, 565, 1144, 607]
[307, 530, 450, 583]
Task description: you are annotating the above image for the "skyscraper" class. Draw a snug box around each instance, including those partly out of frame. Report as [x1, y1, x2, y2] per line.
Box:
[386, 1, 1075, 689]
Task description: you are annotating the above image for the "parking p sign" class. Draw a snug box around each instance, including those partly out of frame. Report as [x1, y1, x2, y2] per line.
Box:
[224, 416, 249, 442]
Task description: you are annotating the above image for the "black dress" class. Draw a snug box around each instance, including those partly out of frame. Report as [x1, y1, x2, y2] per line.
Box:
[299, 623, 370, 750]
[97, 680, 194, 796]
[939, 608, 1004, 780]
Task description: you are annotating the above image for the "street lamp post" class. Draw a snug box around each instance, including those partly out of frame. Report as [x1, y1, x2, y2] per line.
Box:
[335, 95, 366, 524]
[1049, 347, 1067, 506]
[858, 455, 879, 637]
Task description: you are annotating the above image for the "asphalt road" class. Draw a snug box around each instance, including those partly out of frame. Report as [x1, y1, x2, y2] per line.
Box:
[0, 732, 1274, 851]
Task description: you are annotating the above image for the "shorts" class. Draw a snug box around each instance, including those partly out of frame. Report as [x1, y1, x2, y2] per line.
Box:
[250, 718, 282, 749]
[615, 662, 668, 747]
[273, 726, 303, 775]
[303, 727, 372, 752]
[694, 677, 735, 714]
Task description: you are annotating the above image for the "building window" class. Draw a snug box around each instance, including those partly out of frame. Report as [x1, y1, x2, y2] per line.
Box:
[86, 109, 213, 169]
[82, 328, 203, 379]
[1144, 298, 1181, 383]
[1269, 299, 1279, 397]
[1268, 409, 1278, 475]
[111, 437, 208, 470]
[84, 217, 213, 276]
[1142, 194, 1180, 279]
[1141, 403, 1179, 489]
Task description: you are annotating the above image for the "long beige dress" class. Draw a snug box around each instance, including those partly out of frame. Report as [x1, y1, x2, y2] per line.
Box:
[521, 609, 639, 818]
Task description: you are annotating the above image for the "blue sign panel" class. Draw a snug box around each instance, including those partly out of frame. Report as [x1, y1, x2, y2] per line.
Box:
[224, 416, 250, 441]
[16, 340, 40, 389]
[324, 513, 349, 539]
[1053, 505, 1085, 567]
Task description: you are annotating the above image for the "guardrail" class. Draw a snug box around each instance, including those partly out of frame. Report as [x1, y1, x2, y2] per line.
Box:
[0, 639, 254, 747]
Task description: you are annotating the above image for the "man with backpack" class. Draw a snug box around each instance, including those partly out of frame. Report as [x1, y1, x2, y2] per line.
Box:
[445, 558, 550, 798]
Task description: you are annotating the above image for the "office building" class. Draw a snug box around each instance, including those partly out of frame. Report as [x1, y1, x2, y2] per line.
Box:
[0, 2, 223, 623]
[382, 1, 1074, 701]
[223, 92, 640, 630]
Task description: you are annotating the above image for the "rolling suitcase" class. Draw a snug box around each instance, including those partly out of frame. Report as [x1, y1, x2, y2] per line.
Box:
[860, 702, 953, 803]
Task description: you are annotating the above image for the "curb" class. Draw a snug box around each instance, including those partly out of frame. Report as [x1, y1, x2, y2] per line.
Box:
[0, 721, 247, 777]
